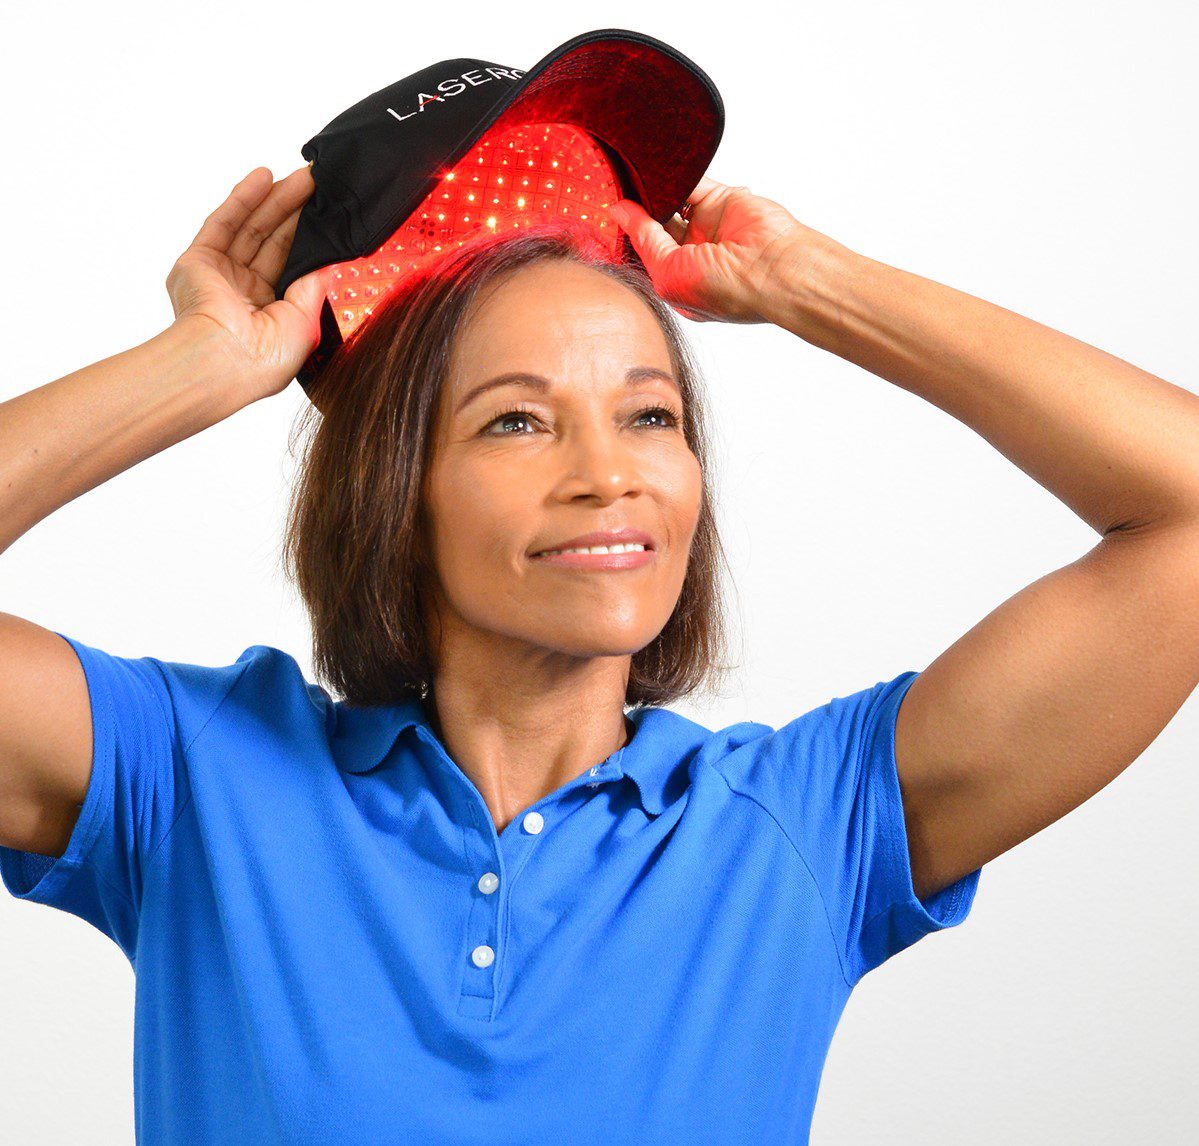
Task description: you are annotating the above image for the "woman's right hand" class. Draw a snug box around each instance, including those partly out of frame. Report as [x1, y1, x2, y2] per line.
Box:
[165, 166, 332, 400]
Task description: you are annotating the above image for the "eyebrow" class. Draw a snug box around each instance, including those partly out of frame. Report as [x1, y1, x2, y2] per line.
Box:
[454, 366, 680, 417]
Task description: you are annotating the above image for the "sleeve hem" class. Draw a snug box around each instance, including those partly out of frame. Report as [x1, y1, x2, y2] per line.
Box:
[847, 669, 982, 986]
[0, 633, 118, 904]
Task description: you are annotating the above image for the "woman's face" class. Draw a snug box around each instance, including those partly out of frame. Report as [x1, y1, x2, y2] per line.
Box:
[422, 258, 703, 669]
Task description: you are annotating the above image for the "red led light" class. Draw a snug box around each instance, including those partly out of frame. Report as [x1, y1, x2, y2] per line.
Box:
[323, 121, 624, 340]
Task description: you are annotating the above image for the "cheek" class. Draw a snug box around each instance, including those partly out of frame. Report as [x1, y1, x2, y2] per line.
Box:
[426, 458, 527, 574]
[657, 448, 704, 544]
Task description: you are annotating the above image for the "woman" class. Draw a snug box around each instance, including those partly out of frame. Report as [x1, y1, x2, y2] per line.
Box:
[1, 164, 1196, 1142]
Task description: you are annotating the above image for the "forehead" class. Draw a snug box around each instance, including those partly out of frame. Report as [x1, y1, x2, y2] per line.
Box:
[449, 261, 672, 376]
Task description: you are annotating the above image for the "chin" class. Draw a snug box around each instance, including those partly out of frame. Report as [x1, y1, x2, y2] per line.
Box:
[511, 619, 662, 659]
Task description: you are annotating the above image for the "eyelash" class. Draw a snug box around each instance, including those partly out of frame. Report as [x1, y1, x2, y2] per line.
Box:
[481, 402, 683, 436]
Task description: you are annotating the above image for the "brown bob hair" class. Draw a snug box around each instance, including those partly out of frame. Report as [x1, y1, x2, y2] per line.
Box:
[281, 218, 738, 711]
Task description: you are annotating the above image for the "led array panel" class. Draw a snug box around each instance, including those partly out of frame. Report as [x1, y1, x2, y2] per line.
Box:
[324, 121, 624, 340]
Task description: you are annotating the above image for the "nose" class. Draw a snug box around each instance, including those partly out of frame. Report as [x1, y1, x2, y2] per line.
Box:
[552, 423, 647, 503]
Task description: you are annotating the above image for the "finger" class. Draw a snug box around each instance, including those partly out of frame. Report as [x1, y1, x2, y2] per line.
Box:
[249, 202, 306, 287]
[685, 174, 727, 208]
[187, 167, 274, 254]
[610, 199, 679, 273]
[227, 165, 316, 270]
[281, 263, 333, 327]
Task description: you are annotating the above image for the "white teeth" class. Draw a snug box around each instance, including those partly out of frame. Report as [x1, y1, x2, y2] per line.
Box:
[536, 543, 648, 557]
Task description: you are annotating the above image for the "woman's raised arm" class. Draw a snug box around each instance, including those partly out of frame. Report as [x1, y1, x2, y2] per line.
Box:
[0, 165, 327, 855]
[612, 179, 1199, 902]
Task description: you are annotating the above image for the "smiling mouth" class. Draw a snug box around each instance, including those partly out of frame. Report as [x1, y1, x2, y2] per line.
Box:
[531, 543, 651, 558]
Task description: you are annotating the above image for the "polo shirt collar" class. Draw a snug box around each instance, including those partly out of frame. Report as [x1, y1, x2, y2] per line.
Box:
[330, 698, 703, 818]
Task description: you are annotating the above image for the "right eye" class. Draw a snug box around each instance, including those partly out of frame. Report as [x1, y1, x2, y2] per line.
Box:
[481, 404, 541, 435]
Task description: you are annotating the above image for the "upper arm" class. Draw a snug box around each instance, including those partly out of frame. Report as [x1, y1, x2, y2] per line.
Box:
[0, 618, 187, 957]
[0, 612, 95, 856]
[894, 522, 1199, 904]
[0, 618, 249, 959]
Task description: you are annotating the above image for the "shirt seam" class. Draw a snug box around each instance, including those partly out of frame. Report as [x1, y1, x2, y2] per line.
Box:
[709, 763, 855, 991]
[139, 657, 256, 877]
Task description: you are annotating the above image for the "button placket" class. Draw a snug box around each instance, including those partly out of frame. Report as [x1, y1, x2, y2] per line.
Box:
[469, 807, 549, 964]
[458, 755, 626, 1020]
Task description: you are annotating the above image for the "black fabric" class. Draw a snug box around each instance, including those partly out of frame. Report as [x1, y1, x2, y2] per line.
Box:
[273, 28, 724, 394]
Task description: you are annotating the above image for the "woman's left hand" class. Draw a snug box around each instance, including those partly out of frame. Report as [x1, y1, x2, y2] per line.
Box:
[607, 176, 835, 325]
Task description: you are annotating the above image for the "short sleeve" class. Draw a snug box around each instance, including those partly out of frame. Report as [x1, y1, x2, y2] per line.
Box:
[761, 670, 981, 988]
[0, 632, 246, 962]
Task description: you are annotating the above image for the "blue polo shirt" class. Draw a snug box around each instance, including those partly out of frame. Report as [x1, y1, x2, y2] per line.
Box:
[2, 632, 981, 1144]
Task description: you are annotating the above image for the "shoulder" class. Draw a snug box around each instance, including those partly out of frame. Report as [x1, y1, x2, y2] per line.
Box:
[703, 671, 920, 813]
[139, 642, 331, 749]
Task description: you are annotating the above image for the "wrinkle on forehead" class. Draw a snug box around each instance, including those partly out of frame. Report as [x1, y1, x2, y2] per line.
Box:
[447, 263, 672, 407]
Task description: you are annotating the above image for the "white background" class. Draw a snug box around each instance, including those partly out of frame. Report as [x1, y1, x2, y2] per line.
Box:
[1, 0, 1196, 1140]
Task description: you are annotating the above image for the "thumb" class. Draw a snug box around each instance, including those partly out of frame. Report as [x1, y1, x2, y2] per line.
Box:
[282, 265, 331, 326]
[609, 199, 677, 273]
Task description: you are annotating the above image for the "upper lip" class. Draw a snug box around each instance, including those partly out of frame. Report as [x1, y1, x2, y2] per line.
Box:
[530, 529, 655, 556]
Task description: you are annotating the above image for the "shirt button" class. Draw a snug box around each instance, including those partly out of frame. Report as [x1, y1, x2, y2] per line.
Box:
[522, 811, 544, 835]
[471, 944, 495, 968]
[477, 872, 499, 894]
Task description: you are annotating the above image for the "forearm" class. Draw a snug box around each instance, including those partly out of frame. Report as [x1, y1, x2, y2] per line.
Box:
[0, 318, 250, 556]
[761, 241, 1199, 537]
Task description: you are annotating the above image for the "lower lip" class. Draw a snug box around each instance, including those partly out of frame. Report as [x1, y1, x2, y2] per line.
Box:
[530, 547, 654, 570]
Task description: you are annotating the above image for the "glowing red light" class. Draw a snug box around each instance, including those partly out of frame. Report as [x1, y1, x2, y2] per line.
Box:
[323, 121, 624, 340]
